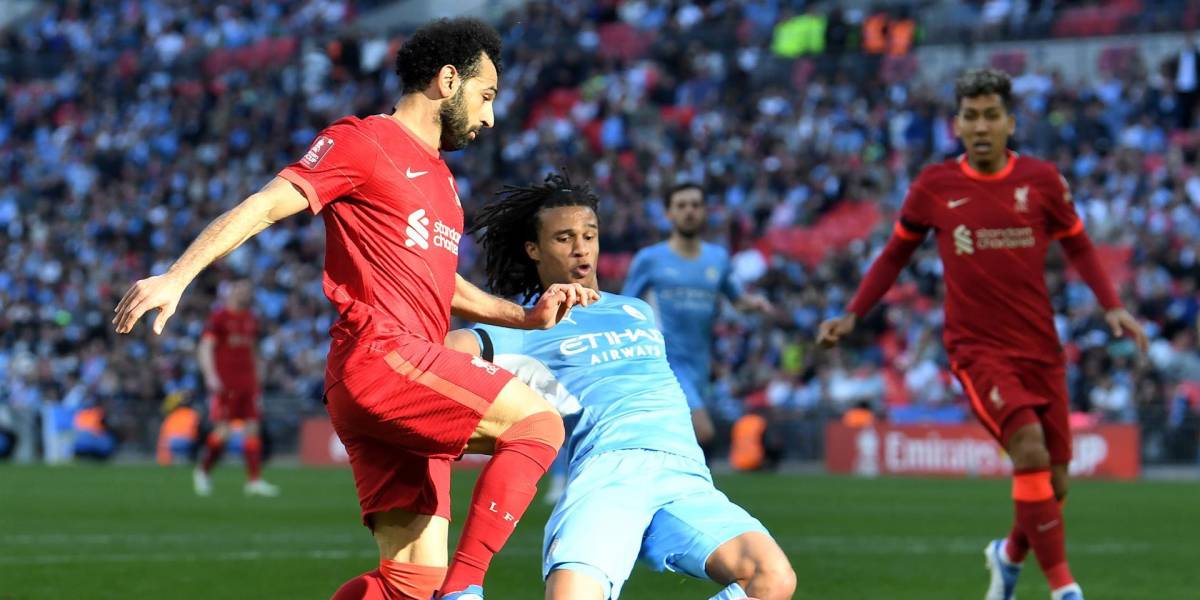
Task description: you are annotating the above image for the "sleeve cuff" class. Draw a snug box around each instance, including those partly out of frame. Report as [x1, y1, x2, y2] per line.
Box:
[278, 168, 323, 215]
[893, 221, 925, 241]
[1051, 218, 1085, 240]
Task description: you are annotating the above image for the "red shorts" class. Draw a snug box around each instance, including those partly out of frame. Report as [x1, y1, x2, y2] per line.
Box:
[324, 334, 514, 522]
[209, 389, 260, 421]
[951, 354, 1071, 465]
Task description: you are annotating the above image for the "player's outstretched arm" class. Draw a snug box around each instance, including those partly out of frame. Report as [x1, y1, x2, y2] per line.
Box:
[451, 275, 598, 329]
[735, 293, 775, 315]
[113, 177, 309, 335]
[817, 230, 922, 348]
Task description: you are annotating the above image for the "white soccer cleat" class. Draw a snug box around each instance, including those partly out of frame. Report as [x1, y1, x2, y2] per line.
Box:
[244, 479, 280, 497]
[193, 468, 212, 497]
[984, 539, 1022, 600]
[1050, 583, 1083, 600]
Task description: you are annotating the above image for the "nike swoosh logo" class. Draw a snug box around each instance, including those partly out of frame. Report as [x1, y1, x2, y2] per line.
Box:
[1036, 520, 1059, 532]
[947, 197, 971, 208]
[405, 168, 428, 179]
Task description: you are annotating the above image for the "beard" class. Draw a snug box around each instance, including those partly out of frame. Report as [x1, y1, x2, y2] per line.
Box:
[439, 88, 477, 151]
[674, 220, 703, 238]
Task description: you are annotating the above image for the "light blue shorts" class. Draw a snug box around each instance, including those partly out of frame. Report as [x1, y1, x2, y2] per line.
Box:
[542, 449, 769, 599]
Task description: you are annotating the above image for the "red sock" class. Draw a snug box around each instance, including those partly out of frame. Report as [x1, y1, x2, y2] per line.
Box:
[1005, 524, 1030, 564]
[331, 562, 445, 600]
[243, 435, 262, 481]
[1013, 469, 1074, 589]
[200, 432, 224, 473]
[440, 412, 563, 593]
[1005, 495, 1066, 563]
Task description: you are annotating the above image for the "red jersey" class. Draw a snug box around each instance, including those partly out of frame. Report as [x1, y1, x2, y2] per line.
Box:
[893, 152, 1081, 362]
[278, 115, 464, 385]
[203, 307, 258, 391]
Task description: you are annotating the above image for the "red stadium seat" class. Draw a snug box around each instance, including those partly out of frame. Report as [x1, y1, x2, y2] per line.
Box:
[598, 252, 634, 282]
[765, 202, 882, 267]
[1098, 45, 1138, 75]
[597, 23, 653, 60]
[989, 51, 1028, 76]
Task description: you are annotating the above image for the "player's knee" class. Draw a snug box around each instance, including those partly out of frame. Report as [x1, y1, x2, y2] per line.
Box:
[1005, 424, 1049, 469]
[499, 410, 565, 454]
[691, 409, 715, 444]
[1010, 442, 1050, 470]
[753, 554, 797, 598]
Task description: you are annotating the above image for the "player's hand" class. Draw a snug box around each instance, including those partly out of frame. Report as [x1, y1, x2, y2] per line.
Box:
[1105, 308, 1149, 354]
[113, 272, 188, 335]
[741, 293, 774, 315]
[205, 376, 224, 395]
[525, 283, 599, 329]
[816, 314, 857, 348]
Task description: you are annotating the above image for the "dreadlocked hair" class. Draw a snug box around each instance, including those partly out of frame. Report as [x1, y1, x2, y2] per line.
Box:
[468, 171, 599, 303]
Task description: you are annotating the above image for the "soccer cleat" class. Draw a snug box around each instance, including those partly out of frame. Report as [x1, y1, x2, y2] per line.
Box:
[193, 468, 212, 496]
[1050, 583, 1083, 600]
[984, 539, 1021, 600]
[438, 585, 485, 600]
[709, 582, 753, 599]
[243, 479, 280, 497]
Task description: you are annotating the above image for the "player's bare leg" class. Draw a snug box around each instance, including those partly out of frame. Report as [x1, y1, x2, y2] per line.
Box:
[992, 420, 1082, 600]
[692, 407, 716, 446]
[439, 378, 564, 598]
[332, 509, 450, 600]
[692, 406, 717, 462]
[705, 531, 796, 600]
[240, 419, 279, 497]
[545, 568, 606, 600]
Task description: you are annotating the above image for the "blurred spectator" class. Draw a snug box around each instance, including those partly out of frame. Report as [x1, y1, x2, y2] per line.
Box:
[1164, 32, 1200, 129]
[0, 0, 1198, 464]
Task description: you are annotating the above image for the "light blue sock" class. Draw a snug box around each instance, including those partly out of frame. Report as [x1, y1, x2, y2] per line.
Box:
[709, 582, 748, 600]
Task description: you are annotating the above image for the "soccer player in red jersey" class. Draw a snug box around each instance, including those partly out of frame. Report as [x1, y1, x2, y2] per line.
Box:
[193, 279, 279, 497]
[817, 69, 1148, 600]
[113, 18, 596, 600]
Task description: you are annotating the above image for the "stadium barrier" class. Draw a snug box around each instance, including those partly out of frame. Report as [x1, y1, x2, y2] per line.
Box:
[299, 416, 349, 466]
[825, 422, 1140, 480]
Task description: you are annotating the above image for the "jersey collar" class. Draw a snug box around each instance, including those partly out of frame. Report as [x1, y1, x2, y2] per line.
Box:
[957, 150, 1018, 181]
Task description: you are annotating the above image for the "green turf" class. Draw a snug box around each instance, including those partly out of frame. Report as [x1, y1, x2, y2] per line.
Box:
[0, 464, 1194, 599]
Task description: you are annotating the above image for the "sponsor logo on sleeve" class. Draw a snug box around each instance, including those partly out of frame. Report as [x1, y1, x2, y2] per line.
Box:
[301, 136, 335, 169]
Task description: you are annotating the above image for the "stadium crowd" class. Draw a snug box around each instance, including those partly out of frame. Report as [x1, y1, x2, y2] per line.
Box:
[2, 0, 1199, 462]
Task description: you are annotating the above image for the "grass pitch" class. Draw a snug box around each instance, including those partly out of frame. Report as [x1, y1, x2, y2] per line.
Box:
[0, 464, 1194, 599]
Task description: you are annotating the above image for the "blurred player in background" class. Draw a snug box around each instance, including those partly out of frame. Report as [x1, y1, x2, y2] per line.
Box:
[194, 278, 278, 497]
[114, 18, 596, 600]
[623, 183, 772, 459]
[818, 68, 1148, 600]
[447, 172, 795, 600]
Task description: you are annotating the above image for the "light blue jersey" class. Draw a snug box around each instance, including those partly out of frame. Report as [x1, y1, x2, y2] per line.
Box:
[622, 241, 742, 409]
[473, 292, 703, 468]
[471, 291, 768, 598]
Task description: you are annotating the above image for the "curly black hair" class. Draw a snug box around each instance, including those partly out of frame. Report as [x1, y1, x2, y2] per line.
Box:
[954, 68, 1013, 112]
[468, 171, 599, 303]
[395, 18, 503, 95]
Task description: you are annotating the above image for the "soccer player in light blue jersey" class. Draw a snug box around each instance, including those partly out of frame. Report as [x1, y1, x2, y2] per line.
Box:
[445, 173, 795, 600]
[623, 183, 772, 455]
